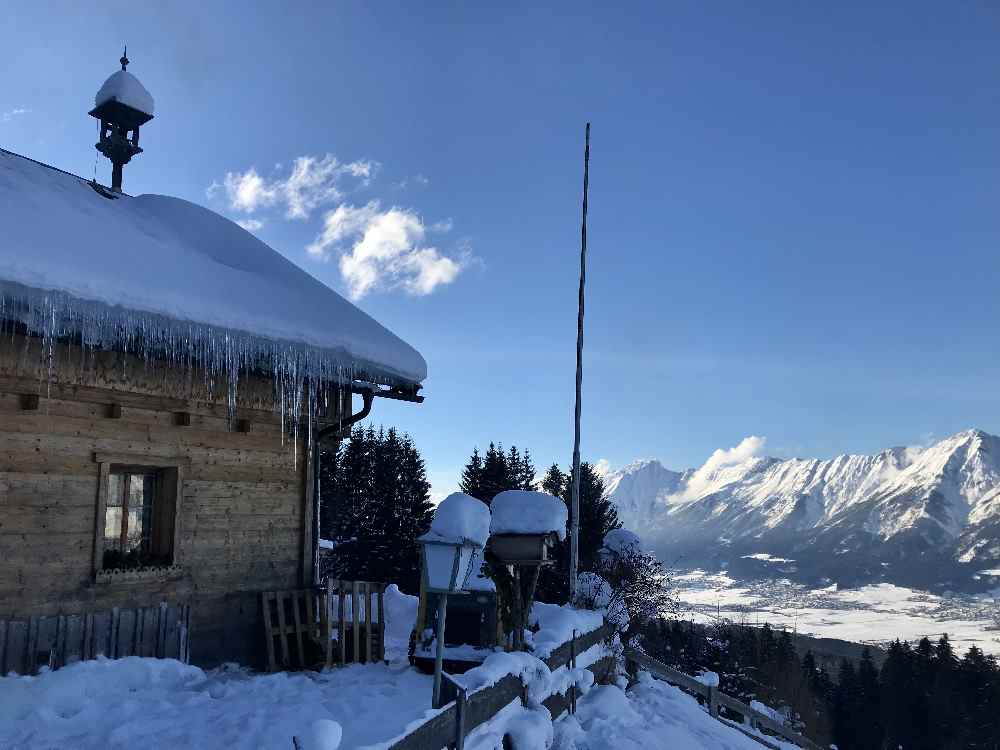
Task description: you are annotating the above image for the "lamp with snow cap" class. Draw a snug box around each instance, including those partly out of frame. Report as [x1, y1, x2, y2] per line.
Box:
[417, 510, 485, 708]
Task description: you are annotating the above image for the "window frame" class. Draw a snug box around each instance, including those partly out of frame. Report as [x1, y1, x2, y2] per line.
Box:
[92, 452, 187, 583]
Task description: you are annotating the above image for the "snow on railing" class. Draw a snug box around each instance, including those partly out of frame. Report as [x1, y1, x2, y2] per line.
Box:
[383, 621, 615, 750]
[623, 648, 826, 750]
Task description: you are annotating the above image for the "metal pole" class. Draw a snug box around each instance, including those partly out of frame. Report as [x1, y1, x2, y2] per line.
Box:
[569, 122, 590, 601]
[432, 592, 449, 708]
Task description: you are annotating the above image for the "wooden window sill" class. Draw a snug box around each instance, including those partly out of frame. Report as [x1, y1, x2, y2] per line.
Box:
[95, 564, 183, 584]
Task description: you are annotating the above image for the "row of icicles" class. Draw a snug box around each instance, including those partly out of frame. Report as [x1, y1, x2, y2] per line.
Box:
[0, 287, 377, 461]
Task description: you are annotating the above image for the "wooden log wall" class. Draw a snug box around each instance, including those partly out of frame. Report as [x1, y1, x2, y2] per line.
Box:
[0, 334, 344, 669]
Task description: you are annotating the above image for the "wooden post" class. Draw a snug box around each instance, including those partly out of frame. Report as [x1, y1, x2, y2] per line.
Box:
[569, 122, 591, 601]
[157, 602, 168, 659]
[433, 592, 449, 708]
[377, 585, 386, 662]
[83, 613, 94, 661]
[569, 629, 578, 715]
[109, 608, 120, 659]
[708, 686, 719, 718]
[275, 592, 290, 668]
[324, 578, 334, 667]
[262, 593, 277, 672]
[292, 592, 305, 667]
[352, 581, 361, 663]
[93, 461, 111, 577]
[512, 566, 523, 650]
[454, 683, 467, 750]
[365, 582, 373, 664]
[338, 580, 346, 665]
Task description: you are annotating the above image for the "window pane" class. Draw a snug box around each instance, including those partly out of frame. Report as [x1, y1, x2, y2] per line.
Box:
[107, 474, 123, 508]
[104, 507, 123, 547]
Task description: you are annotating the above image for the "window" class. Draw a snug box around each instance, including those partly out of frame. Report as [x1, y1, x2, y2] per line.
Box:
[92, 453, 186, 581]
[103, 471, 162, 569]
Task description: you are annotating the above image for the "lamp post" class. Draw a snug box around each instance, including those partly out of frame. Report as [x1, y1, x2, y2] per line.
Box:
[418, 533, 482, 707]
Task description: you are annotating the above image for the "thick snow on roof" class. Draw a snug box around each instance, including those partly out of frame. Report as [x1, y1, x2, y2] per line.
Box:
[490, 490, 568, 540]
[95, 70, 155, 115]
[424, 492, 490, 547]
[0, 150, 425, 387]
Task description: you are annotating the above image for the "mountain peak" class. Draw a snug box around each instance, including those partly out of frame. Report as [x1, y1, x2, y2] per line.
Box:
[606, 429, 1000, 589]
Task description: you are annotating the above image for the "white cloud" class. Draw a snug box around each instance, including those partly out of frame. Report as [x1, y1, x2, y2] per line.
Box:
[679, 436, 767, 501]
[224, 168, 277, 213]
[593, 459, 612, 478]
[430, 218, 454, 233]
[308, 200, 465, 299]
[235, 218, 264, 232]
[215, 154, 377, 220]
[1, 107, 30, 123]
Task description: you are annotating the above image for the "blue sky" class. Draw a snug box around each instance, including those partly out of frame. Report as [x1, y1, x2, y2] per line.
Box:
[3, 2, 999, 497]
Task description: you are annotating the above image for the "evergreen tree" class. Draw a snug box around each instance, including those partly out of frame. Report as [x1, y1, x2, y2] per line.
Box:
[566, 462, 621, 574]
[459, 442, 536, 502]
[541, 464, 566, 498]
[832, 659, 860, 750]
[855, 648, 883, 749]
[459, 448, 484, 500]
[319, 426, 433, 593]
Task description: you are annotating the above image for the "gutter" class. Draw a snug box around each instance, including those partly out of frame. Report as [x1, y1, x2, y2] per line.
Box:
[309, 382, 424, 585]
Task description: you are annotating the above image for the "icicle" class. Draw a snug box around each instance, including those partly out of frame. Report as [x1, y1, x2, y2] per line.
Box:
[0, 283, 399, 455]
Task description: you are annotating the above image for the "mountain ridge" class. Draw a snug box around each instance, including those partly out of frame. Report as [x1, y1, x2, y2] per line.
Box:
[605, 429, 1000, 590]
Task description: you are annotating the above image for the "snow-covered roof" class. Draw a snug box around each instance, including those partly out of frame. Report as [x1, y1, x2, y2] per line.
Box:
[95, 70, 155, 116]
[0, 149, 426, 389]
[490, 490, 568, 540]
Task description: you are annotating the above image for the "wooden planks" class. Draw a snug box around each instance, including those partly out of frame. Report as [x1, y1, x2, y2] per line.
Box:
[261, 581, 388, 672]
[0, 601, 192, 675]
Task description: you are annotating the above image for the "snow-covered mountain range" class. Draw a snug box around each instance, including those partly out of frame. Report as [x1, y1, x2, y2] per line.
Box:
[604, 429, 1000, 591]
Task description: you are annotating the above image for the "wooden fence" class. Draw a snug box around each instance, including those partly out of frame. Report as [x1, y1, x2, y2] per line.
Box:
[0, 602, 191, 675]
[387, 622, 616, 750]
[262, 579, 386, 672]
[624, 648, 825, 750]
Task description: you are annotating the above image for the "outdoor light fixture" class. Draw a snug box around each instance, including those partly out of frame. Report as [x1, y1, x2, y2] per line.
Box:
[418, 532, 482, 707]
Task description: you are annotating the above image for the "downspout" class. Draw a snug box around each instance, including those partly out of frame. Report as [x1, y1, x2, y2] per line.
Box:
[311, 390, 374, 585]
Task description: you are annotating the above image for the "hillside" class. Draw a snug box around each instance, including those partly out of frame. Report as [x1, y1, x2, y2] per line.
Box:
[606, 429, 1000, 590]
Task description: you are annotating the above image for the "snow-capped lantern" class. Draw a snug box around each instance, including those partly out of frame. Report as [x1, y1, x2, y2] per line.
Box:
[487, 490, 568, 564]
[418, 493, 489, 594]
[88, 48, 154, 193]
[417, 493, 490, 707]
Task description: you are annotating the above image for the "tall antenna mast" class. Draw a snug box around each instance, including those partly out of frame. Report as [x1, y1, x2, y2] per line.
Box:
[569, 123, 590, 600]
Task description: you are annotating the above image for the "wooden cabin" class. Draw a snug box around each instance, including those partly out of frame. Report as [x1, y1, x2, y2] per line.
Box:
[0, 138, 424, 671]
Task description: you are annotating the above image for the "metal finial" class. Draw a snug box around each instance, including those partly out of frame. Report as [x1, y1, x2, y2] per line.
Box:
[120, 45, 129, 71]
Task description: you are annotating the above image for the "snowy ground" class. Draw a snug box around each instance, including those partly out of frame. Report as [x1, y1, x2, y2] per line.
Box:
[0, 588, 622, 750]
[548, 674, 797, 750]
[673, 568, 1000, 656]
[0, 585, 436, 750]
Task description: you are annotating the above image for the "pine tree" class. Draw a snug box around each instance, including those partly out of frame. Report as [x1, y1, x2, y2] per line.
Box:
[318, 426, 433, 593]
[567, 462, 621, 574]
[459, 447, 485, 501]
[833, 659, 859, 750]
[541, 464, 566, 498]
[855, 648, 883, 749]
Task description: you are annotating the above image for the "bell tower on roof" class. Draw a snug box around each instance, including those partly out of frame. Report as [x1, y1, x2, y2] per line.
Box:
[88, 47, 155, 193]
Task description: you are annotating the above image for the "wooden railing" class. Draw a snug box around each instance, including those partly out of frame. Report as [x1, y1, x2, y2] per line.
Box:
[624, 648, 826, 750]
[261, 580, 386, 672]
[387, 622, 616, 750]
